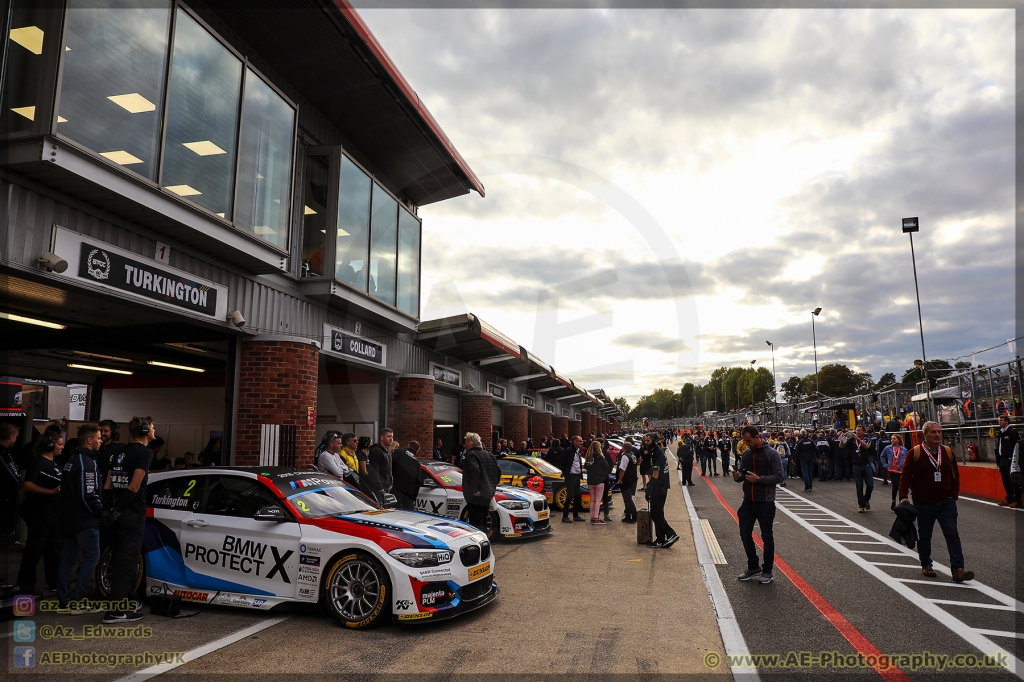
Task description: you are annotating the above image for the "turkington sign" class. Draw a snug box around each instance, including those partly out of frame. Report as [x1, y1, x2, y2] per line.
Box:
[902, 217, 919, 234]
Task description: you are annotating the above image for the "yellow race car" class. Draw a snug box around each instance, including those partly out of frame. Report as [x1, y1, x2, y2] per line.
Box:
[496, 455, 592, 511]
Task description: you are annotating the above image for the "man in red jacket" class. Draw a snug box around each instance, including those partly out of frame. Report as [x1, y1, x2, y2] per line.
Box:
[898, 421, 974, 583]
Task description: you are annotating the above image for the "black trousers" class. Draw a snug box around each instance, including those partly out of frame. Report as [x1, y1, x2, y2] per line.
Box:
[738, 500, 776, 572]
[889, 472, 901, 506]
[649, 492, 675, 542]
[619, 480, 637, 521]
[109, 508, 146, 603]
[681, 462, 694, 485]
[466, 503, 490, 531]
[562, 474, 583, 518]
[999, 464, 1022, 504]
[721, 452, 730, 474]
[600, 480, 613, 516]
[17, 505, 61, 590]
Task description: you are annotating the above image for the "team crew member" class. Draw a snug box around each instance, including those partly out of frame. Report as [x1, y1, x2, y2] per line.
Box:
[16, 433, 64, 594]
[103, 416, 155, 624]
[703, 434, 719, 476]
[734, 425, 785, 585]
[561, 436, 585, 523]
[816, 431, 831, 483]
[369, 429, 394, 495]
[879, 434, 907, 510]
[995, 415, 1021, 508]
[644, 434, 678, 548]
[898, 421, 974, 583]
[719, 432, 733, 475]
[317, 434, 350, 478]
[851, 426, 875, 512]
[57, 424, 104, 611]
[0, 423, 20, 543]
[460, 433, 498, 531]
[676, 437, 695, 486]
[617, 438, 639, 523]
[795, 430, 817, 491]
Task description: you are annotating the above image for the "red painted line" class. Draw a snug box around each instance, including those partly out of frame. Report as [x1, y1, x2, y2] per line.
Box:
[700, 475, 911, 682]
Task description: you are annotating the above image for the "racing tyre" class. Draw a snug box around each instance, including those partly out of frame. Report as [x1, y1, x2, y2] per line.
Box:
[487, 511, 500, 541]
[553, 485, 568, 511]
[323, 552, 391, 628]
[95, 547, 144, 600]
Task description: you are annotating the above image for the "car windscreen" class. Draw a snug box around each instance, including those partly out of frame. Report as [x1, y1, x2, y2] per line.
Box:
[527, 458, 562, 475]
[431, 468, 462, 487]
[287, 486, 377, 518]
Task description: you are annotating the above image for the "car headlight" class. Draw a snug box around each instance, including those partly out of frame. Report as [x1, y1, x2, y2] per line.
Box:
[497, 500, 530, 510]
[388, 549, 453, 567]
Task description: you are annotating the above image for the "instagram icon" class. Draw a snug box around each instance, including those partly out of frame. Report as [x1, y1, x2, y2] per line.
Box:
[13, 594, 35, 617]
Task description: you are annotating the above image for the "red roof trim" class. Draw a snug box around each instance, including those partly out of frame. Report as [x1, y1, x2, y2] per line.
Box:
[335, 0, 485, 199]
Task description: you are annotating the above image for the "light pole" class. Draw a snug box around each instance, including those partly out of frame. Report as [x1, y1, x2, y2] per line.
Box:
[811, 307, 822, 395]
[902, 217, 933, 420]
[766, 340, 777, 422]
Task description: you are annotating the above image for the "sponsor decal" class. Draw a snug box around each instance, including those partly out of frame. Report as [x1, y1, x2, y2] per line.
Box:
[419, 586, 454, 608]
[252, 599, 267, 607]
[538, 511, 549, 520]
[417, 567, 453, 579]
[395, 600, 414, 611]
[151, 494, 195, 509]
[416, 498, 446, 515]
[504, 534, 518, 538]
[296, 572, 318, 585]
[499, 475, 527, 486]
[398, 612, 433, 620]
[359, 509, 392, 516]
[514, 520, 531, 532]
[426, 522, 472, 538]
[299, 555, 320, 567]
[174, 590, 209, 602]
[299, 544, 321, 555]
[468, 562, 491, 582]
[214, 594, 259, 607]
[183, 535, 293, 583]
[289, 477, 338, 490]
[295, 587, 317, 600]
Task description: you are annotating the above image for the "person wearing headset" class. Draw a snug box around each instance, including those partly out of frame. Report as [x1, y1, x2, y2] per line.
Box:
[103, 416, 154, 624]
[16, 431, 64, 595]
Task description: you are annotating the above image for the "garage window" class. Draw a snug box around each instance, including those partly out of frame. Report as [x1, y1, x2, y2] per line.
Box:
[204, 476, 281, 517]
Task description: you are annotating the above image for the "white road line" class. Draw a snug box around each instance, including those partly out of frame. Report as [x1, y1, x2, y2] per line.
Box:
[851, 550, 907, 556]
[680, 476, 759, 682]
[869, 563, 925, 569]
[112, 615, 291, 682]
[894, 579, 974, 588]
[976, 629, 1024, 640]
[700, 518, 728, 565]
[822, 531, 868, 535]
[777, 488, 1024, 679]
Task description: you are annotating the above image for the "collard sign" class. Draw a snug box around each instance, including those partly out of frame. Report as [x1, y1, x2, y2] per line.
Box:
[323, 324, 387, 367]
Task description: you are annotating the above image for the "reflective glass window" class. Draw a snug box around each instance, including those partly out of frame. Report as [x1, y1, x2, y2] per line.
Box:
[1, 2, 54, 135]
[300, 155, 330, 278]
[368, 183, 397, 306]
[235, 68, 294, 249]
[335, 156, 371, 290]
[57, 0, 171, 180]
[396, 207, 420, 316]
[161, 9, 241, 217]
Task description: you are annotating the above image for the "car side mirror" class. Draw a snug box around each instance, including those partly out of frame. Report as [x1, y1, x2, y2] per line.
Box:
[253, 505, 289, 522]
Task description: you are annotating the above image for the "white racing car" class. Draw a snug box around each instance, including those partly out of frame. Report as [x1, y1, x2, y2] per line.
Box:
[98, 467, 498, 627]
[415, 463, 552, 540]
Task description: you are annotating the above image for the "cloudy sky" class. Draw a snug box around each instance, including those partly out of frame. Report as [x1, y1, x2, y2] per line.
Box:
[359, 7, 1015, 405]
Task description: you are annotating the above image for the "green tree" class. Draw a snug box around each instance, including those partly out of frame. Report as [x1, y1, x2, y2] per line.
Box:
[781, 376, 805, 401]
[817, 363, 862, 397]
[873, 372, 897, 390]
[900, 359, 954, 386]
[613, 396, 630, 414]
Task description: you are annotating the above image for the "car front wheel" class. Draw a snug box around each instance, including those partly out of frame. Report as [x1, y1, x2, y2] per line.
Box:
[96, 547, 144, 600]
[553, 485, 568, 511]
[323, 552, 391, 628]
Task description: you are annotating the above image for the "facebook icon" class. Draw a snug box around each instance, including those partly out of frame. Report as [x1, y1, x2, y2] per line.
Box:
[13, 646, 35, 668]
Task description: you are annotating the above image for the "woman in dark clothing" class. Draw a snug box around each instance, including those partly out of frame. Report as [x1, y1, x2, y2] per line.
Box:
[584, 441, 610, 525]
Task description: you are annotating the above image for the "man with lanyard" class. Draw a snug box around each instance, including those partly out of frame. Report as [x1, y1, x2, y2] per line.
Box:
[57, 424, 104, 612]
[995, 415, 1021, 508]
[644, 434, 678, 548]
[850, 425, 875, 513]
[898, 421, 974, 582]
[718, 431, 733, 476]
[616, 437, 639, 524]
[734, 425, 785, 584]
[103, 416, 154, 624]
[96, 420, 123, 509]
[561, 436, 585, 523]
[676, 436, 695, 486]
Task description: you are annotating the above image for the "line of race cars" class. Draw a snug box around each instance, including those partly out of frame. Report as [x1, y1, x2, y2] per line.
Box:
[95, 449, 632, 629]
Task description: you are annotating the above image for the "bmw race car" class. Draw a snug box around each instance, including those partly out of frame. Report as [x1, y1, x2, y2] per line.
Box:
[98, 467, 498, 627]
[496, 455, 593, 512]
[415, 463, 552, 540]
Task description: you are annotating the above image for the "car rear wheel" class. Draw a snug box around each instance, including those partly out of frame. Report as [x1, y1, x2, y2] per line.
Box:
[553, 485, 568, 511]
[323, 552, 390, 628]
[487, 511, 500, 540]
[96, 547, 144, 600]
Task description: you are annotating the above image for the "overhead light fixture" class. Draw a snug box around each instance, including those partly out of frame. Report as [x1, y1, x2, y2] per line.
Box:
[165, 342, 207, 353]
[68, 363, 133, 375]
[57, 115, 67, 123]
[183, 140, 226, 156]
[100, 150, 143, 165]
[9, 26, 44, 55]
[11, 106, 34, 121]
[337, 228, 350, 237]
[0, 312, 65, 329]
[304, 205, 317, 215]
[435, 424, 454, 428]
[812, 307, 822, 316]
[107, 92, 156, 113]
[72, 350, 132, 363]
[165, 184, 201, 197]
[147, 360, 205, 373]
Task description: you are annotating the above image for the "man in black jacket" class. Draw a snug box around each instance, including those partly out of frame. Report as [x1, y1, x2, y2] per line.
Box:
[645, 434, 678, 548]
[561, 436, 585, 523]
[676, 437, 695, 486]
[995, 415, 1021, 507]
[718, 433, 733, 475]
[57, 424, 104, 611]
[616, 438, 639, 522]
[795, 430, 817, 491]
[545, 438, 566, 472]
[734, 425, 785, 584]
[850, 426, 875, 512]
[0, 423, 20, 544]
[460, 433, 498, 531]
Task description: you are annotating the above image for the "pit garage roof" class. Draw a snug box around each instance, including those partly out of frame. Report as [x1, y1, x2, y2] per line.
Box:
[417, 314, 600, 405]
[206, 0, 484, 206]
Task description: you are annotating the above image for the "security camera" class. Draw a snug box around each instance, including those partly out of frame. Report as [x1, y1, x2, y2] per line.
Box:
[466, 382, 477, 392]
[38, 252, 68, 273]
[227, 310, 245, 327]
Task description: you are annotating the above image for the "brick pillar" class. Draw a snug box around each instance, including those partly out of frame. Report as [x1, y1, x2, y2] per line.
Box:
[461, 393, 493, 452]
[531, 410, 552, 443]
[568, 419, 581, 439]
[552, 415, 568, 441]
[580, 412, 591, 436]
[388, 375, 434, 456]
[613, 420, 621, 432]
[235, 336, 319, 467]
[504, 404, 528, 446]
